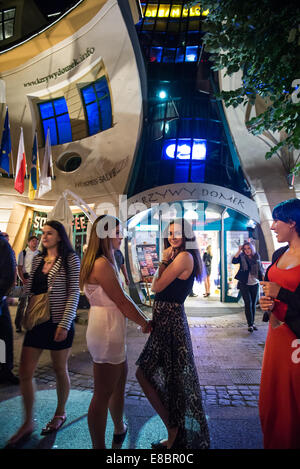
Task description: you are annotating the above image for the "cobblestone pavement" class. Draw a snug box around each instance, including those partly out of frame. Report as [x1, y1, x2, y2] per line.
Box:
[26, 364, 261, 408]
[2, 304, 268, 412]
[6, 305, 267, 411]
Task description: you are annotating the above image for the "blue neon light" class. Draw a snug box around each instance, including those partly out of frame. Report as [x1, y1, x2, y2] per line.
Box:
[162, 139, 206, 160]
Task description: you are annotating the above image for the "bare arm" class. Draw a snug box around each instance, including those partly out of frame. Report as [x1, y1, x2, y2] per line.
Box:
[151, 251, 194, 293]
[232, 246, 243, 264]
[120, 264, 129, 285]
[92, 257, 149, 329]
[17, 265, 26, 284]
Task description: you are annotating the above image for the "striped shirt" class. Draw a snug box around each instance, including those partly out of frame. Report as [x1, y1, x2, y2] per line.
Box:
[25, 252, 80, 330]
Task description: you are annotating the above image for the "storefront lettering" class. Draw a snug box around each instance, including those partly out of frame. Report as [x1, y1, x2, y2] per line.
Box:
[23, 47, 95, 87]
[127, 183, 259, 222]
[75, 156, 129, 188]
[134, 187, 245, 211]
[73, 215, 87, 231]
[33, 215, 47, 230]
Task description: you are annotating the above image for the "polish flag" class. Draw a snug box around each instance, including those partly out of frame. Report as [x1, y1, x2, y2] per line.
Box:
[14, 127, 26, 194]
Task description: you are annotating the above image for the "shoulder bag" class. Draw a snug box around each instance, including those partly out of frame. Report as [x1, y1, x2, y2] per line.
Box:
[22, 266, 60, 331]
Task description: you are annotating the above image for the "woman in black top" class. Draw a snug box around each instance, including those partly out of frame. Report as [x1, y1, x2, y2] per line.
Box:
[7, 221, 80, 447]
[136, 219, 210, 450]
[232, 242, 264, 332]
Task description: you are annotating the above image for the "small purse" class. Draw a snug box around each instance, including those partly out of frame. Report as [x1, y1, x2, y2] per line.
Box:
[22, 266, 60, 331]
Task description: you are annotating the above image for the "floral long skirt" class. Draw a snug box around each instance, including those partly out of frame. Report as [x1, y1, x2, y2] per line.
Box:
[136, 300, 210, 449]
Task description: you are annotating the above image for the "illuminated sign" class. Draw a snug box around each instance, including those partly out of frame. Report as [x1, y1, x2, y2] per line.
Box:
[163, 139, 207, 160]
[144, 4, 209, 18]
[72, 214, 88, 232]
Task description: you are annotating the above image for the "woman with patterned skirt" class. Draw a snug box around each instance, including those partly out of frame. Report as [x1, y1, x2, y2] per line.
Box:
[136, 219, 210, 450]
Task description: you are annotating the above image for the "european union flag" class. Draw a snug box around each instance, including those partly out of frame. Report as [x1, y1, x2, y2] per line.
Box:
[0, 108, 12, 175]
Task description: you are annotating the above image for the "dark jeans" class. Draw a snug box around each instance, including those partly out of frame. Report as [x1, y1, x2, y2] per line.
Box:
[239, 283, 259, 327]
[0, 298, 14, 370]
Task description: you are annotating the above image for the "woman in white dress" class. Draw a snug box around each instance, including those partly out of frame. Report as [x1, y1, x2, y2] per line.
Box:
[80, 215, 151, 449]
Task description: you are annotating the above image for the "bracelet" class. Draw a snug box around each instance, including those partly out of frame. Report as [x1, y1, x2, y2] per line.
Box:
[159, 261, 169, 267]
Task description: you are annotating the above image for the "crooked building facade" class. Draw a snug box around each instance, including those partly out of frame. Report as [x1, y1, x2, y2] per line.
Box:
[0, 0, 299, 304]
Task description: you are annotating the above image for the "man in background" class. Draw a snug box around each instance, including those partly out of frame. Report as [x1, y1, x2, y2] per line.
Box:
[15, 235, 40, 332]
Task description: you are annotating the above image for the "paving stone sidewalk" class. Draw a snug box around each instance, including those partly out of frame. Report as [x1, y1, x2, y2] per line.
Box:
[5, 306, 267, 409]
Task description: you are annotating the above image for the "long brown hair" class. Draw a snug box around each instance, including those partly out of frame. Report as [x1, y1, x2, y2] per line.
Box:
[79, 215, 119, 290]
[242, 241, 256, 258]
[164, 218, 204, 282]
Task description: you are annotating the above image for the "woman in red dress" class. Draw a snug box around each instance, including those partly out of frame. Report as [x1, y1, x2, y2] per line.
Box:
[260, 198, 300, 449]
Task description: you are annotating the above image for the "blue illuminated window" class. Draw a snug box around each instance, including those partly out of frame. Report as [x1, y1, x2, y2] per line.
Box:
[162, 48, 176, 63]
[162, 139, 206, 160]
[150, 47, 163, 62]
[81, 77, 112, 136]
[185, 46, 198, 62]
[38, 97, 72, 145]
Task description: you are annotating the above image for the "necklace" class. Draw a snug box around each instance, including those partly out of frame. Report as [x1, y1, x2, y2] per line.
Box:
[44, 256, 56, 264]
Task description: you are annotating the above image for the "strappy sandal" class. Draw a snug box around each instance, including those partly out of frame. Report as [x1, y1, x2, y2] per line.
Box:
[41, 414, 67, 435]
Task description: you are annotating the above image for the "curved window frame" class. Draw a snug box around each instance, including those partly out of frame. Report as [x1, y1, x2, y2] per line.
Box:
[38, 97, 72, 146]
[80, 76, 112, 136]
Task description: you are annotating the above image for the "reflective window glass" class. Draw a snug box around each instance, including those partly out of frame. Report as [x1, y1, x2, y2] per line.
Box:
[4, 9, 15, 20]
[175, 47, 185, 63]
[81, 77, 112, 136]
[4, 19, 13, 38]
[150, 46, 163, 62]
[162, 48, 176, 63]
[86, 102, 100, 135]
[81, 87, 96, 105]
[39, 97, 72, 145]
[39, 102, 54, 119]
[185, 46, 198, 62]
[43, 119, 57, 146]
[57, 114, 73, 144]
[53, 97, 68, 115]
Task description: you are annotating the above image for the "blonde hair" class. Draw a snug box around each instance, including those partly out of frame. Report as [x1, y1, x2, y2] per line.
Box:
[79, 215, 119, 290]
[206, 245, 212, 256]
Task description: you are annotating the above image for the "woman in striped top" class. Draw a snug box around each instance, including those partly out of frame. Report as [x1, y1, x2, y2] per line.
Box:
[7, 220, 80, 447]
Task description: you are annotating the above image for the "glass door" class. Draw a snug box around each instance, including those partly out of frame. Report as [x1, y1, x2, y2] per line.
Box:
[225, 231, 249, 301]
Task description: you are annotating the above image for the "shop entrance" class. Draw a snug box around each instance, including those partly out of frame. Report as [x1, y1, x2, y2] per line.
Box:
[189, 230, 220, 299]
[125, 199, 254, 306]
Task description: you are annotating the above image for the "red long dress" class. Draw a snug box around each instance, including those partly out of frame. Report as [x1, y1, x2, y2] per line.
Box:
[259, 261, 300, 449]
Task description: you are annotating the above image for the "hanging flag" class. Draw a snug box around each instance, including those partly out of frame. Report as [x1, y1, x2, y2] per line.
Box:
[38, 127, 53, 198]
[28, 132, 40, 201]
[14, 127, 26, 194]
[0, 107, 12, 175]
